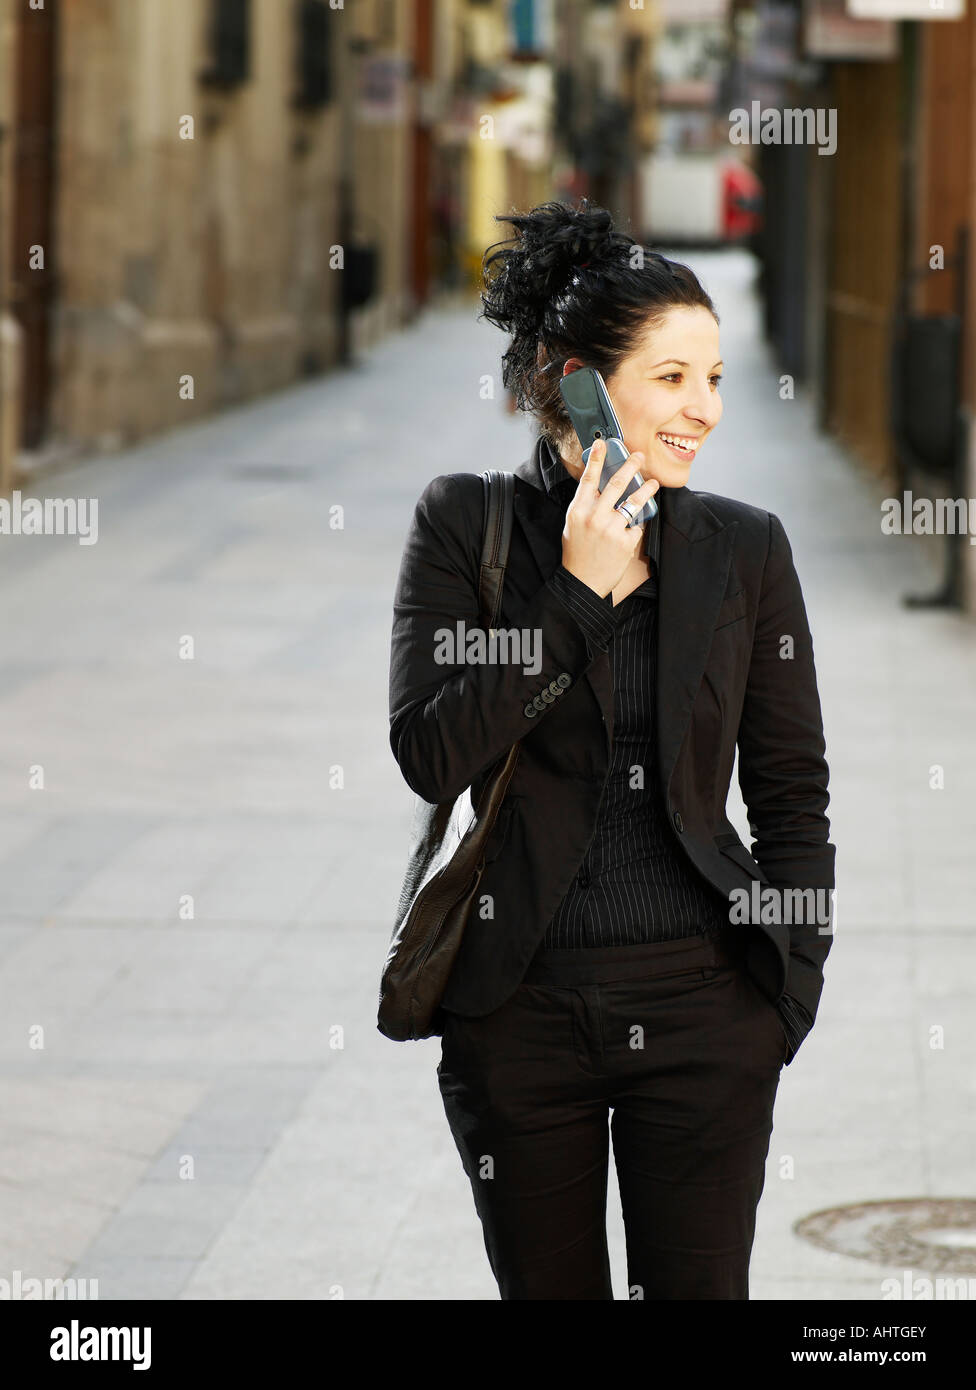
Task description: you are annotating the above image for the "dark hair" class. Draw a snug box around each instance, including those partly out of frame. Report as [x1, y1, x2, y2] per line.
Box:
[479, 198, 719, 447]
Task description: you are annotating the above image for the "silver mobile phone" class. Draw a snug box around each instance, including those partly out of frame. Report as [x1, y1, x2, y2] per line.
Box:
[558, 366, 658, 524]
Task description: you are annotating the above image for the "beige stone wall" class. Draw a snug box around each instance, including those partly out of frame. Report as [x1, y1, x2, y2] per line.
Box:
[50, 0, 385, 454]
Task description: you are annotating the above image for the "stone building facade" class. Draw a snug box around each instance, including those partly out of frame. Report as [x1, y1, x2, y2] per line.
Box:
[0, 0, 411, 482]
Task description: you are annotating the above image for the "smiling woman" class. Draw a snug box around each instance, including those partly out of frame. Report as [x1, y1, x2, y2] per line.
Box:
[558, 308, 724, 484]
[480, 200, 722, 471]
[387, 196, 835, 1302]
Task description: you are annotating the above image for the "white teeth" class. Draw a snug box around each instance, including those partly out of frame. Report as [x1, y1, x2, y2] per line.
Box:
[659, 433, 699, 452]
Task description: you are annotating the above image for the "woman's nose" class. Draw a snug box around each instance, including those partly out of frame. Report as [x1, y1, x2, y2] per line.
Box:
[683, 383, 722, 429]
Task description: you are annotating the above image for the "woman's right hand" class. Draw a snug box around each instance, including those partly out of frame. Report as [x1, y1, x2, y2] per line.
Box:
[559, 438, 661, 599]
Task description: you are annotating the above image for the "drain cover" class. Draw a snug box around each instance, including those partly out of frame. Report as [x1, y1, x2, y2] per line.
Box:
[795, 1199, 976, 1274]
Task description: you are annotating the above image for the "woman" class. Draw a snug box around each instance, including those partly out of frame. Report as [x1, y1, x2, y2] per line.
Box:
[388, 199, 835, 1300]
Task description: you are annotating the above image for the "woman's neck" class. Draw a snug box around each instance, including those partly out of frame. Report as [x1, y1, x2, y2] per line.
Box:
[553, 433, 585, 481]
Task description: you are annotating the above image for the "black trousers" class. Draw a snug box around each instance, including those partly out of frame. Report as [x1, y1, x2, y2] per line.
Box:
[437, 925, 787, 1300]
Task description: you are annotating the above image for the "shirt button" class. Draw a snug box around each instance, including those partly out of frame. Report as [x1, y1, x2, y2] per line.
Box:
[577, 868, 590, 888]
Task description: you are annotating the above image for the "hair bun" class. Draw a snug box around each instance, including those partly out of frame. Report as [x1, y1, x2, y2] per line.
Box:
[480, 199, 619, 337]
[566, 207, 617, 267]
[521, 201, 616, 292]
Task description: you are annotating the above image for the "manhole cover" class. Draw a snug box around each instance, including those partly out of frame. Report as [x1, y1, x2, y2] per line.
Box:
[795, 1199, 976, 1274]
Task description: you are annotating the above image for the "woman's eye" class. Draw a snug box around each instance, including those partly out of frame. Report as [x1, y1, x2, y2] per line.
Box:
[658, 373, 723, 387]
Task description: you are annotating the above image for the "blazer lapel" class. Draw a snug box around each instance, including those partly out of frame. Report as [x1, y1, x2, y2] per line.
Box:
[511, 433, 739, 796]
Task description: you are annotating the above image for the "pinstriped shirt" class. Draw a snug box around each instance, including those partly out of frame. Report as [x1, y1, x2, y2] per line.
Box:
[532, 435, 810, 1059]
[535, 439, 730, 950]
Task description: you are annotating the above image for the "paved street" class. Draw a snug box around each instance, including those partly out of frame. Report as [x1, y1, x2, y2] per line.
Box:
[1, 248, 973, 1300]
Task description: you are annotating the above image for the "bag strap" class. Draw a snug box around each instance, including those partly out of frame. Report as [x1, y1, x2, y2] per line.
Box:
[474, 469, 521, 802]
[478, 470, 515, 633]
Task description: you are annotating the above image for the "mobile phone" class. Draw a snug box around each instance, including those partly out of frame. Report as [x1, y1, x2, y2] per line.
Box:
[558, 367, 658, 524]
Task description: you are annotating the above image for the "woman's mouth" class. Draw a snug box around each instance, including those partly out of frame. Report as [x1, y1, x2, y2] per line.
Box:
[657, 432, 701, 462]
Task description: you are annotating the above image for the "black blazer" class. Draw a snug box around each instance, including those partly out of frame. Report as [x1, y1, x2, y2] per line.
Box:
[389, 433, 835, 1055]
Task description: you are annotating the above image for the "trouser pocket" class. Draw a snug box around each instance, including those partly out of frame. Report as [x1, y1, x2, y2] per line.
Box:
[735, 965, 789, 1069]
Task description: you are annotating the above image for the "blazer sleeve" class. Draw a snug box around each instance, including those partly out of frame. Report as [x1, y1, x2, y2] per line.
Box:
[389, 473, 609, 805]
[736, 510, 836, 1028]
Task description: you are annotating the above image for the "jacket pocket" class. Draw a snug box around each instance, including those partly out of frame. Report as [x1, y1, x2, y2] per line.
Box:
[482, 800, 517, 866]
[714, 831, 769, 884]
[713, 588, 748, 630]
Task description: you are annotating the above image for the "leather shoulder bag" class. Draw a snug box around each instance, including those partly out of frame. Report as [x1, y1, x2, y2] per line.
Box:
[378, 469, 521, 1042]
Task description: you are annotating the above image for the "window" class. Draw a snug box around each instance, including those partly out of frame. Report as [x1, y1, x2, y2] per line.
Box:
[294, 0, 332, 109]
[200, 0, 251, 90]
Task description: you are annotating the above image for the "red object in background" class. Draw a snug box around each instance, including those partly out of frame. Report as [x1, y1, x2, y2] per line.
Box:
[721, 159, 763, 241]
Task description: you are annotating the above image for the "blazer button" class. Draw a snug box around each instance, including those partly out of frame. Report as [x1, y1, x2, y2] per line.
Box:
[524, 703, 537, 718]
[541, 689, 555, 704]
[556, 672, 572, 688]
[533, 694, 546, 712]
[672, 811, 684, 832]
[547, 679, 560, 695]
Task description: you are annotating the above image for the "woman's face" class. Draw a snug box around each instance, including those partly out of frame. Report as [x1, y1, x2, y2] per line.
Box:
[561, 304, 723, 487]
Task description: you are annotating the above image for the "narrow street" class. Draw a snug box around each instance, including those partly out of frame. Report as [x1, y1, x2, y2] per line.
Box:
[0, 248, 972, 1299]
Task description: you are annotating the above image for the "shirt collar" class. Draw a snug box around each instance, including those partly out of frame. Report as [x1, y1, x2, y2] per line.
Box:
[538, 433, 661, 569]
[539, 432, 577, 501]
